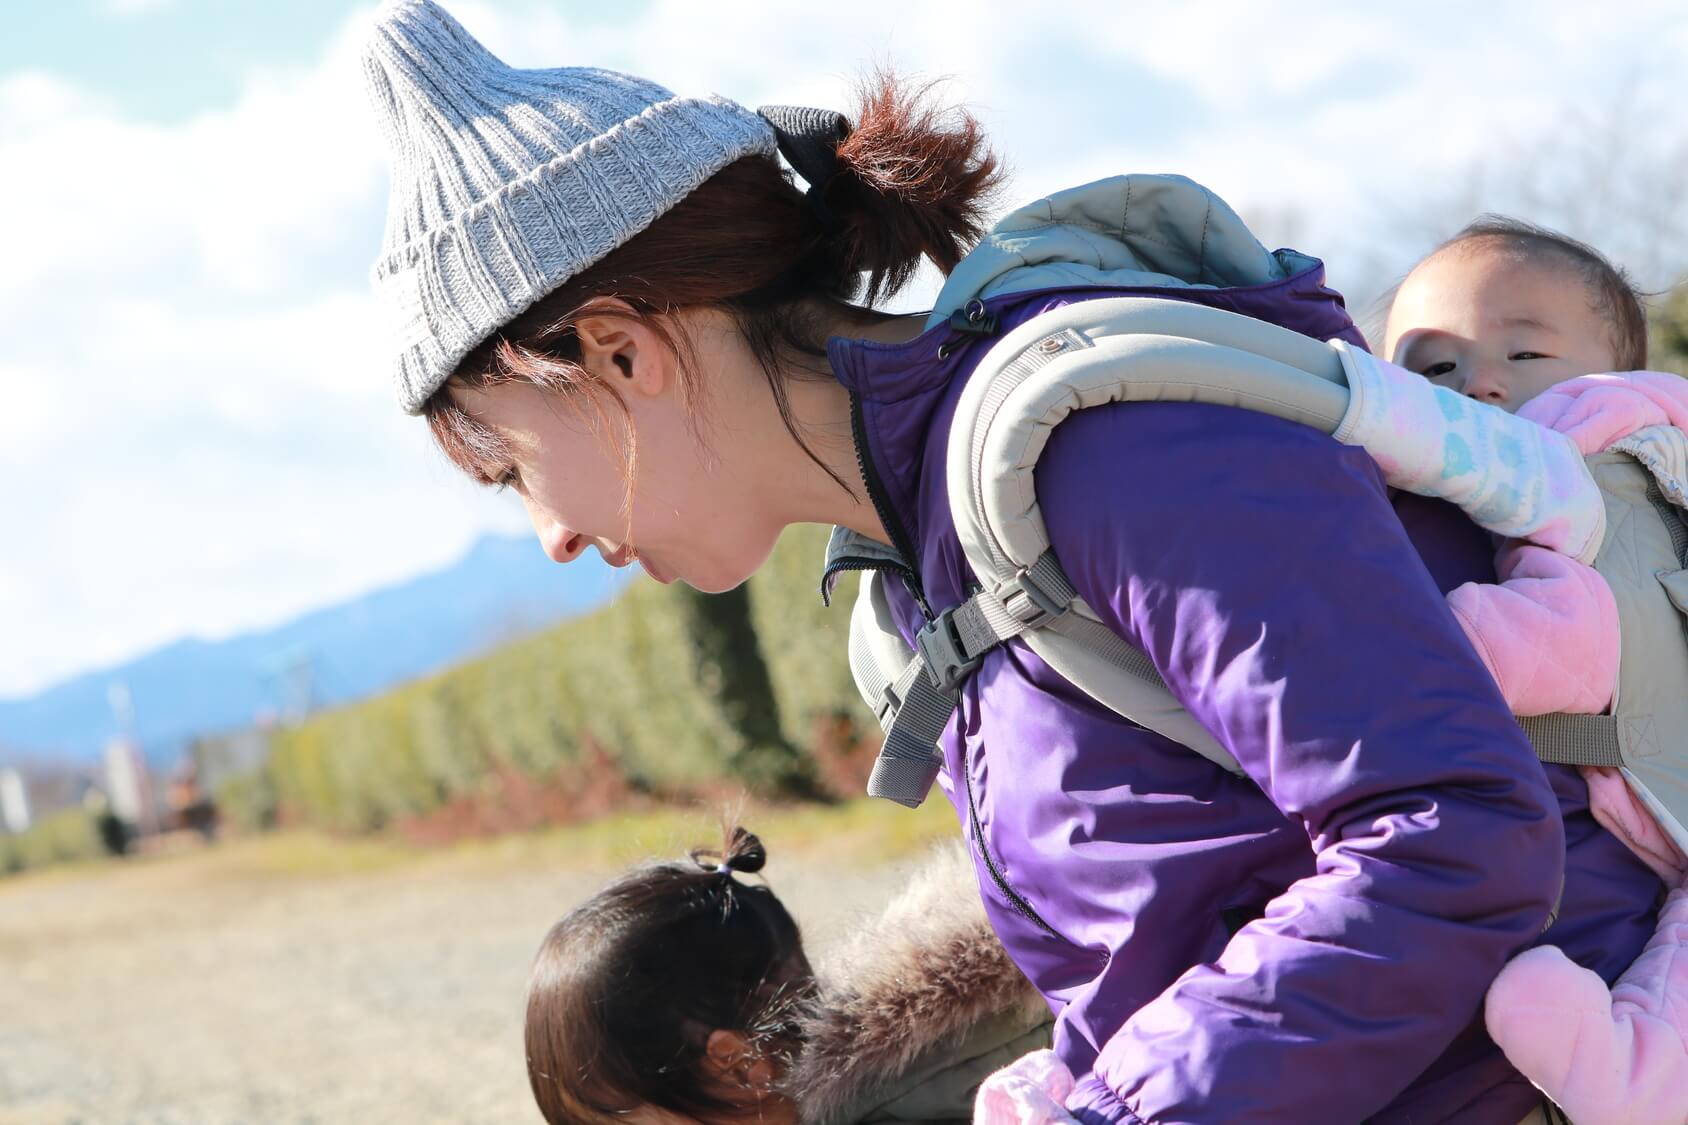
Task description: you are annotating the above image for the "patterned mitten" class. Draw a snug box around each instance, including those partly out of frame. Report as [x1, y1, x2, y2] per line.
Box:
[1331, 341, 1605, 563]
[974, 1049, 1079, 1125]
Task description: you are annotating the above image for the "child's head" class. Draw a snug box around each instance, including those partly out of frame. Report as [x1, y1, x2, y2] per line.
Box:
[1384, 216, 1647, 411]
[525, 827, 813, 1125]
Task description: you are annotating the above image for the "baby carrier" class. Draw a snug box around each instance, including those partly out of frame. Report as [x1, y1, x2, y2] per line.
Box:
[848, 296, 1688, 852]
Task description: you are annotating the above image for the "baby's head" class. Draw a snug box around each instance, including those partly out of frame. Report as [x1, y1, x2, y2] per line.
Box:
[525, 827, 813, 1125]
[1384, 216, 1647, 412]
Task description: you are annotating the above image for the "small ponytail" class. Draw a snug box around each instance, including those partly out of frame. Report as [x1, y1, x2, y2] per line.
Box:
[690, 825, 769, 878]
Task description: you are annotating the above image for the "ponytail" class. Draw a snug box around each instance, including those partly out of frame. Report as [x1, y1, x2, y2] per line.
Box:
[827, 69, 1005, 303]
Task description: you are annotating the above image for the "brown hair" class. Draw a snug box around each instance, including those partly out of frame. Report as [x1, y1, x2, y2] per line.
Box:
[1432, 214, 1649, 370]
[525, 827, 814, 1124]
[426, 69, 1003, 503]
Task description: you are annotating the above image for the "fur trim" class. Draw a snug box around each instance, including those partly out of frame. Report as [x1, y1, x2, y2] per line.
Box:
[787, 839, 1048, 1124]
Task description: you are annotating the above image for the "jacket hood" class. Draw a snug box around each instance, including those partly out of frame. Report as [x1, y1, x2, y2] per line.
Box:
[925, 173, 1323, 328]
[787, 840, 1049, 1124]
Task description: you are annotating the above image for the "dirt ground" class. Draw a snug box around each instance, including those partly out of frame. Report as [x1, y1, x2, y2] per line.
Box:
[0, 812, 950, 1124]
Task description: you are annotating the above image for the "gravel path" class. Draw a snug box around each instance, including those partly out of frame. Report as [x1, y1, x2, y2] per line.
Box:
[0, 833, 920, 1124]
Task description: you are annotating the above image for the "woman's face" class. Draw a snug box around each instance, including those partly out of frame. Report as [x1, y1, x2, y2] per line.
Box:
[454, 307, 788, 593]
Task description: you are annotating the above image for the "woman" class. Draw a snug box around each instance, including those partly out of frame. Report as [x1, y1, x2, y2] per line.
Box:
[360, 3, 1659, 1120]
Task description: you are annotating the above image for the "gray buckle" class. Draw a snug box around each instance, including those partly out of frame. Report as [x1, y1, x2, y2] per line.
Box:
[914, 609, 983, 692]
[1000, 566, 1067, 628]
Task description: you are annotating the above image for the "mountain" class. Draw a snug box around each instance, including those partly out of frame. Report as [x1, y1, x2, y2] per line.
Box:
[0, 534, 631, 763]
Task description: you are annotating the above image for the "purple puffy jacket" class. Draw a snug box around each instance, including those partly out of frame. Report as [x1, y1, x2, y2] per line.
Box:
[819, 265, 1658, 1122]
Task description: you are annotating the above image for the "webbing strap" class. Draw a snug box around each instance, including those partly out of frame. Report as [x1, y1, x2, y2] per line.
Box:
[865, 551, 1077, 806]
[865, 657, 953, 807]
[1520, 713, 1625, 768]
[954, 553, 1077, 657]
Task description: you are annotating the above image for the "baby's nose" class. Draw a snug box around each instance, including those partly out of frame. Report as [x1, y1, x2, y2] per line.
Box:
[1461, 362, 1510, 407]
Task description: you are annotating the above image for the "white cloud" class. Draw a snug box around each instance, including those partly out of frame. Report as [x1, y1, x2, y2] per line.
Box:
[103, 0, 176, 15]
[0, 8, 525, 698]
[1, 0, 1684, 698]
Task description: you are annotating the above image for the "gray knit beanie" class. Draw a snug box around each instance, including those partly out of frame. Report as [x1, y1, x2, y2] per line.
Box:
[361, 0, 778, 414]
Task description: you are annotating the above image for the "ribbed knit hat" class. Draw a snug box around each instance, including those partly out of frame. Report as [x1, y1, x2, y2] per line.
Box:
[361, 0, 778, 414]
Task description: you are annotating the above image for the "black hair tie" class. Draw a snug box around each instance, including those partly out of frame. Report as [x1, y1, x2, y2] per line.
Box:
[689, 827, 768, 879]
[757, 104, 850, 234]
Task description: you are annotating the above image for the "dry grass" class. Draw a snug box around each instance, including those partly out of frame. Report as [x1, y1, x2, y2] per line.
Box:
[0, 796, 962, 1123]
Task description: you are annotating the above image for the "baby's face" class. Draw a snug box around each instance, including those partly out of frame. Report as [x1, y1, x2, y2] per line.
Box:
[1383, 241, 1619, 412]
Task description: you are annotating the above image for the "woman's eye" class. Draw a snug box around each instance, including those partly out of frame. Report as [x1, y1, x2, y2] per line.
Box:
[1420, 361, 1457, 379]
[493, 467, 521, 492]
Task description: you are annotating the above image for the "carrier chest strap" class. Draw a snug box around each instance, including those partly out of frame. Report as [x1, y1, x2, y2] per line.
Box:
[1519, 714, 1624, 768]
[865, 553, 1077, 807]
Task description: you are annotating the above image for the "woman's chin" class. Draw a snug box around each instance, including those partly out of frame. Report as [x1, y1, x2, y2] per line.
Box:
[679, 560, 761, 595]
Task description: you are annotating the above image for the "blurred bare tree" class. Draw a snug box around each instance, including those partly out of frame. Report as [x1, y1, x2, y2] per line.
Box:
[1350, 82, 1688, 346]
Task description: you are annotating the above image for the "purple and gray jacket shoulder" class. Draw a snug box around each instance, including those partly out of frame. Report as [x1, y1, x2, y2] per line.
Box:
[819, 174, 1661, 1124]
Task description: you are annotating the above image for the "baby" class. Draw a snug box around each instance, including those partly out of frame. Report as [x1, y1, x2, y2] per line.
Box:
[1382, 217, 1688, 1125]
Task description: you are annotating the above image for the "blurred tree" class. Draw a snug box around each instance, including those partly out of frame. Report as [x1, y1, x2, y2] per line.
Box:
[1651, 284, 1688, 374]
[673, 582, 818, 797]
[1350, 84, 1688, 334]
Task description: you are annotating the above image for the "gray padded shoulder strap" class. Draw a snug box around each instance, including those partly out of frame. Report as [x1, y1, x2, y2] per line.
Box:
[854, 298, 1357, 805]
[945, 297, 1351, 581]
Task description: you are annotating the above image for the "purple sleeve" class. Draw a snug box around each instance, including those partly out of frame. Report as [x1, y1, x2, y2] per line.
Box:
[1034, 401, 1566, 1124]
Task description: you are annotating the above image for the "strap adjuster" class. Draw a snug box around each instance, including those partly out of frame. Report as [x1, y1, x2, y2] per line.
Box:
[915, 608, 984, 692]
[1000, 565, 1068, 628]
[872, 681, 902, 730]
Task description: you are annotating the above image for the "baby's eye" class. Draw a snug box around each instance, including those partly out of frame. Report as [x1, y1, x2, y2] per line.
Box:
[1509, 352, 1548, 361]
[1419, 361, 1457, 379]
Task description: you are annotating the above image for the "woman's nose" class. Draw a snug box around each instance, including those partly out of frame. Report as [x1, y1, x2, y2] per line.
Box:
[536, 519, 587, 563]
[522, 499, 587, 563]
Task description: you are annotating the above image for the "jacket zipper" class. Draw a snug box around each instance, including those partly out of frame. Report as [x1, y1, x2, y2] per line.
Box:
[819, 556, 920, 609]
[848, 390, 935, 621]
[962, 748, 1062, 941]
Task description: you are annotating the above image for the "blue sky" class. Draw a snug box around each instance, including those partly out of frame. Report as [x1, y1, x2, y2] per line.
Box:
[2, 0, 1685, 699]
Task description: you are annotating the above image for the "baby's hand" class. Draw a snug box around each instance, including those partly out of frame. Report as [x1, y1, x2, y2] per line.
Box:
[973, 1049, 1079, 1125]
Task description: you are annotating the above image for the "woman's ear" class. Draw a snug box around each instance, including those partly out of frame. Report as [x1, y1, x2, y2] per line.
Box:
[574, 302, 668, 399]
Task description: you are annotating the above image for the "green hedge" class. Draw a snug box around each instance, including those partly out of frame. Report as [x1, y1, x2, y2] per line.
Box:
[745, 523, 875, 749]
[0, 809, 106, 875]
[255, 524, 872, 834]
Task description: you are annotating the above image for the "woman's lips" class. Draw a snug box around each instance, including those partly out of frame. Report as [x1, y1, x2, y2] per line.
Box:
[598, 544, 672, 585]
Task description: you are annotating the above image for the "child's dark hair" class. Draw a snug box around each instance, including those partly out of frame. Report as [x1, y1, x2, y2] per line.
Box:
[525, 827, 813, 1124]
[1437, 214, 1649, 370]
